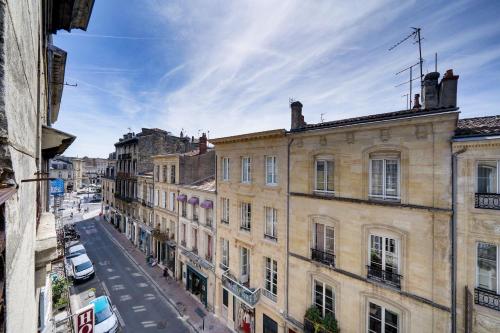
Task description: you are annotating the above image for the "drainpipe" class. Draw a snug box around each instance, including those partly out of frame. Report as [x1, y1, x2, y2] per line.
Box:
[285, 138, 294, 323]
[451, 147, 466, 333]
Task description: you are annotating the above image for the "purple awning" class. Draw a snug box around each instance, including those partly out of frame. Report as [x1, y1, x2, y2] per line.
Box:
[200, 200, 213, 209]
[187, 197, 199, 205]
[177, 194, 187, 202]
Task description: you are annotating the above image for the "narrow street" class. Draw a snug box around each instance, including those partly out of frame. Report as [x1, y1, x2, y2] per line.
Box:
[72, 217, 190, 333]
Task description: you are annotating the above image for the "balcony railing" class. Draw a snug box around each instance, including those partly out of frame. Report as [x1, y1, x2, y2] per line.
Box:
[192, 247, 198, 255]
[240, 224, 251, 232]
[205, 254, 212, 262]
[311, 248, 335, 267]
[475, 193, 500, 210]
[222, 271, 260, 307]
[367, 265, 402, 289]
[221, 219, 229, 225]
[205, 218, 213, 228]
[475, 288, 500, 311]
[181, 240, 186, 247]
[261, 288, 277, 302]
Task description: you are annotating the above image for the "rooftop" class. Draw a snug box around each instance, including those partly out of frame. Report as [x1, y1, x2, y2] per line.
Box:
[455, 115, 500, 138]
[292, 106, 458, 133]
[181, 176, 216, 192]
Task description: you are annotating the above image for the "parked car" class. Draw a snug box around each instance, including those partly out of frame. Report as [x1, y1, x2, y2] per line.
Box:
[89, 296, 119, 333]
[66, 244, 86, 259]
[70, 254, 95, 282]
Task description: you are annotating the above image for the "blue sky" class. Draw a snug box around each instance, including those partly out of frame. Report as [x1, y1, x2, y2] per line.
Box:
[54, 0, 500, 158]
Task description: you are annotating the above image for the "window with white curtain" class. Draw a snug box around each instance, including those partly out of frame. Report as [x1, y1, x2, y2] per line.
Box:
[264, 257, 278, 301]
[477, 161, 499, 193]
[221, 238, 229, 268]
[241, 157, 251, 183]
[222, 157, 230, 181]
[477, 242, 498, 293]
[240, 202, 251, 230]
[369, 154, 400, 200]
[315, 160, 334, 193]
[221, 198, 230, 223]
[264, 207, 277, 240]
[265, 156, 277, 185]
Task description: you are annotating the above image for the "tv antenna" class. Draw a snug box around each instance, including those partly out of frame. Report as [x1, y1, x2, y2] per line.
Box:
[401, 93, 409, 110]
[320, 113, 326, 123]
[394, 62, 420, 109]
[127, 127, 132, 133]
[389, 27, 424, 93]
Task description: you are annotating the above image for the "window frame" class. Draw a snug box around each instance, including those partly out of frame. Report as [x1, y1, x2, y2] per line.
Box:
[265, 156, 278, 186]
[367, 301, 399, 333]
[314, 159, 335, 194]
[264, 257, 278, 301]
[313, 222, 335, 254]
[222, 157, 230, 181]
[240, 202, 251, 231]
[476, 241, 499, 293]
[476, 160, 500, 194]
[368, 234, 400, 275]
[369, 158, 401, 200]
[221, 197, 230, 224]
[221, 238, 229, 268]
[264, 207, 278, 240]
[241, 157, 251, 184]
[312, 279, 335, 318]
[240, 247, 249, 283]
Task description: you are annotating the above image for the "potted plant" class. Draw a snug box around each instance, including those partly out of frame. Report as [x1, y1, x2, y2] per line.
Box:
[304, 306, 340, 333]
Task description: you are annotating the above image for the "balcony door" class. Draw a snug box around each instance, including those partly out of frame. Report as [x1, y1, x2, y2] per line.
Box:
[240, 247, 250, 284]
[314, 223, 334, 254]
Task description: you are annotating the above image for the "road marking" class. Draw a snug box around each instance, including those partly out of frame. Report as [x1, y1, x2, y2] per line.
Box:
[102, 281, 126, 328]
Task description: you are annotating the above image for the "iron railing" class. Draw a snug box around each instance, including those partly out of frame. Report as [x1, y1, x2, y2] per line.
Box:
[367, 265, 402, 289]
[311, 248, 335, 267]
[222, 271, 260, 307]
[475, 288, 500, 311]
[475, 193, 500, 210]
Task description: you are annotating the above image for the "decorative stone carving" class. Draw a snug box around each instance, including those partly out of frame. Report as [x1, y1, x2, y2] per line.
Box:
[415, 124, 429, 139]
[380, 129, 390, 142]
[346, 132, 355, 144]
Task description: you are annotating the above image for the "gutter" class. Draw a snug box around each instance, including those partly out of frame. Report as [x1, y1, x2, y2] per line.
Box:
[285, 138, 294, 323]
[451, 147, 466, 333]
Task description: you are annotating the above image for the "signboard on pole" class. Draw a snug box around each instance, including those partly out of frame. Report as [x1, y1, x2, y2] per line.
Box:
[50, 178, 65, 196]
[74, 303, 95, 333]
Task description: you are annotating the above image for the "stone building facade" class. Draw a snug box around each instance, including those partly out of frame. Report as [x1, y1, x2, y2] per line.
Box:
[102, 155, 116, 222]
[49, 157, 74, 192]
[73, 158, 84, 190]
[212, 130, 288, 333]
[0, 0, 93, 332]
[454, 116, 500, 333]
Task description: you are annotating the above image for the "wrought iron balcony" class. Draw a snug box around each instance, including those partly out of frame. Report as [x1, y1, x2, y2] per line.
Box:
[475, 193, 500, 210]
[261, 288, 277, 302]
[222, 271, 260, 307]
[475, 288, 500, 311]
[311, 248, 335, 267]
[367, 265, 402, 289]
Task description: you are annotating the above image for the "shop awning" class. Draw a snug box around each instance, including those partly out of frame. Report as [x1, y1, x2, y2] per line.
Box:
[177, 194, 187, 202]
[188, 197, 199, 205]
[41, 125, 76, 159]
[200, 200, 213, 209]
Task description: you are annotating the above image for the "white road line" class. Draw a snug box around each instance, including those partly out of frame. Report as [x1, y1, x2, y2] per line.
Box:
[102, 281, 126, 328]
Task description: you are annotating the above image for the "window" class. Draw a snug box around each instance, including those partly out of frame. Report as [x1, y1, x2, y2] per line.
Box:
[182, 224, 186, 244]
[170, 165, 176, 184]
[241, 157, 251, 183]
[221, 238, 229, 268]
[368, 302, 398, 333]
[264, 257, 278, 301]
[266, 156, 277, 185]
[192, 228, 198, 251]
[221, 198, 230, 223]
[370, 158, 400, 200]
[162, 165, 168, 183]
[314, 280, 334, 318]
[206, 234, 213, 261]
[477, 242, 498, 292]
[155, 165, 160, 182]
[369, 235, 400, 287]
[477, 161, 499, 193]
[240, 247, 249, 283]
[240, 202, 251, 231]
[181, 200, 187, 217]
[205, 208, 213, 226]
[222, 157, 230, 181]
[169, 192, 176, 211]
[155, 189, 160, 206]
[162, 191, 167, 209]
[223, 289, 229, 307]
[264, 207, 278, 240]
[312, 223, 335, 266]
[192, 203, 198, 221]
[315, 160, 334, 193]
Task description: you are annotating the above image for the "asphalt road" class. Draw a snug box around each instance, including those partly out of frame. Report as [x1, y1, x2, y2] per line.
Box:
[72, 217, 190, 333]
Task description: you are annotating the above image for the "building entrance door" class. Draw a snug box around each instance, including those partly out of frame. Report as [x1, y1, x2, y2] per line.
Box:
[186, 265, 207, 307]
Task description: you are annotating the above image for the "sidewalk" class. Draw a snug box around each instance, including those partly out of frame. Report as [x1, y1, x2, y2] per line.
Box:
[99, 217, 232, 333]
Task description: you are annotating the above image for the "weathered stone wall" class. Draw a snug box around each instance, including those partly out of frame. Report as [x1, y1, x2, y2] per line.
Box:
[1, 0, 46, 332]
[179, 150, 215, 184]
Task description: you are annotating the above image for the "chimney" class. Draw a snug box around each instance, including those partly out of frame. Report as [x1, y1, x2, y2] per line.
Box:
[422, 72, 440, 109]
[290, 101, 306, 130]
[412, 94, 421, 110]
[438, 69, 459, 108]
[199, 133, 207, 155]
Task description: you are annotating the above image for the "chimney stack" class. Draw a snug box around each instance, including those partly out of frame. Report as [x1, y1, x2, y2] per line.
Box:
[412, 94, 421, 110]
[290, 101, 306, 130]
[438, 69, 459, 108]
[422, 72, 440, 109]
[199, 133, 207, 155]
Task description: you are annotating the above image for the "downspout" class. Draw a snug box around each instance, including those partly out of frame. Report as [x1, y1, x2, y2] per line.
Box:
[213, 154, 218, 313]
[285, 137, 294, 323]
[451, 146, 466, 333]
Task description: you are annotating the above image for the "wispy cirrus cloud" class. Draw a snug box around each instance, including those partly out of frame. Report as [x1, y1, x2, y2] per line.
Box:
[54, 0, 500, 157]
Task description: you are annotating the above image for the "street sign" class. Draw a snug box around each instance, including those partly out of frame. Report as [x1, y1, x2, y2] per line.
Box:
[74, 303, 95, 333]
[50, 178, 65, 196]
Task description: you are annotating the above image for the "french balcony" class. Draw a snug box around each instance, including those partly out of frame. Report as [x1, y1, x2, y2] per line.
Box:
[367, 265, 402, 289]
[221, 270, 260, 307]
[475, 193, 500, 210]
[311, 248, 335, 267]
[475, 288, 500, 311]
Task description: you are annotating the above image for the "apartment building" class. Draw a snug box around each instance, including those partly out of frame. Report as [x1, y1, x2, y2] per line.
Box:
[178, 177, 216, 310]
[152, 133, 215, 282]
[454, 116, 500, 332]
[212, 130, 288, 333]
[49, 157, 74, 192]
[134, 172, 154, 254]
[102, 154, 116, 223]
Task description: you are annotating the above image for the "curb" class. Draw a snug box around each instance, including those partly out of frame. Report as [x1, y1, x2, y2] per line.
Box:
[97, 219, 200, 333]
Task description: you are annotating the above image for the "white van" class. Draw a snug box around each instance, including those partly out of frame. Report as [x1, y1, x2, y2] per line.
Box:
[66, 244, 86, 259]
[71, 254, 95, 282]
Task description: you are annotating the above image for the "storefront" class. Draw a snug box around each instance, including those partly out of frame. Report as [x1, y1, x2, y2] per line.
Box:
[186, 265, 207, 307]
[234, 300, 255, 333]
[139, 226, 151, 255]
[165, 241, 176, 277]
